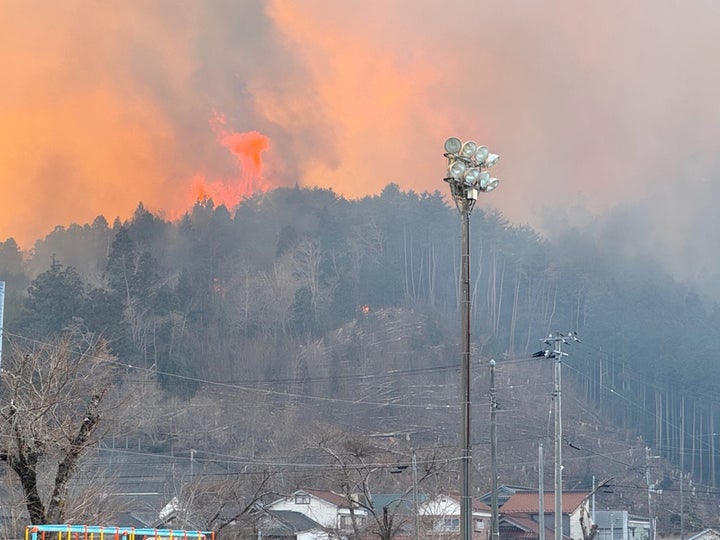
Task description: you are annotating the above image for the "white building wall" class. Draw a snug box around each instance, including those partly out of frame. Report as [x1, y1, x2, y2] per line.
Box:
[420, 496, 461, 517]
[268, 494, 340, 528]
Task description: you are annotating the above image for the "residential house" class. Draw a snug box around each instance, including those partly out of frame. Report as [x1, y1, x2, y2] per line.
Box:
[418, 493, 492, 540]
[498, 491, 592, 540]
[266, 489, 368, 535]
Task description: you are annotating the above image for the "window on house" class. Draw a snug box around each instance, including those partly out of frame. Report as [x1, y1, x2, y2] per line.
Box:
[294, 494, 310, 504]
[475, 519, 485, 531]
[442, 518, 460, 531]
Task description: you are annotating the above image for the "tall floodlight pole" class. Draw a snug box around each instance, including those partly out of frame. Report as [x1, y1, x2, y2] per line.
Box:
[443, 137, 501, 540]
[538, 332, 580, 540]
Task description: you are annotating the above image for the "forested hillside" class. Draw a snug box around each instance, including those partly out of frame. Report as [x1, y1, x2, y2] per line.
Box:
[1, 184, 720, 528]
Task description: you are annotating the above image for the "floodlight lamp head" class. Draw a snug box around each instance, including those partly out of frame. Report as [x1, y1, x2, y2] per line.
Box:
[444, 137, 462, 154]
[481, 177, 500, 192]
[461, 141, 478, 158]
[448, 160, 467, 179]
[463, 167, 481, 186]
[475, 145, 489, 163]
[485, 153, 499, 167]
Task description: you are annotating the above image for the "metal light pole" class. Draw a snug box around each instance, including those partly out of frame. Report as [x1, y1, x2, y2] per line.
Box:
[443, 137, 501, 540]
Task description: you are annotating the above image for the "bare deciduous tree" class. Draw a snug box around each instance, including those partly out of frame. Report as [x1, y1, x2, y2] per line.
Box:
[184, 469, 278, 540]
[0, 333, 122, 524]
[314, 428, 449, 540]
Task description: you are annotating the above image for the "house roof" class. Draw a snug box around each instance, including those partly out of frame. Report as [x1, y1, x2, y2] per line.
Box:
[302, 489, 352, 508]
[371, 493, 428, 513]
[501, 515, 570, 540]
[499, 491, 589, 515]
[372, 494, 412, 513]
[263, 510, 325, 536]
[479, 485, 536, 507]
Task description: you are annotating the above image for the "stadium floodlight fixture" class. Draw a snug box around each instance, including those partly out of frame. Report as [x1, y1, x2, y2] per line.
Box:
[443, 136, 502, 205]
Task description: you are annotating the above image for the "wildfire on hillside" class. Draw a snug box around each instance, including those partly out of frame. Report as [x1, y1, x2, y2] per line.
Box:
[189, 113, 271, 208]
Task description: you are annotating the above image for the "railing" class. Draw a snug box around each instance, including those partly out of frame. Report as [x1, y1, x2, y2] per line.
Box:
[25, 525, 214, 540]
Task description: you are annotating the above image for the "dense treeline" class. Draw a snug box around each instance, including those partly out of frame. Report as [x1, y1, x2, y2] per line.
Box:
[2, 184, 720, 489]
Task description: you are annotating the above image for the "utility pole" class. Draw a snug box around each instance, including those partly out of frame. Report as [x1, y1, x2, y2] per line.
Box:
[539, 442, 545, 540]
[490, 359, 499, 540]
[412, 449, 420, 540]
[646, 447, 658, 540]
[538, 332, 580, 540]
[680, 397, 685, 540]
[553, 341, 563, 540]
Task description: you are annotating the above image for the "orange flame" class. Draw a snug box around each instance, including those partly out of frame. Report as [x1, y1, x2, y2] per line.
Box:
[189, 114, 271, 208]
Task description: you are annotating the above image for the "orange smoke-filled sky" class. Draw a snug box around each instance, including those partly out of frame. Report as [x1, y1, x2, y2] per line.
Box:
[3, 0, 720, 282]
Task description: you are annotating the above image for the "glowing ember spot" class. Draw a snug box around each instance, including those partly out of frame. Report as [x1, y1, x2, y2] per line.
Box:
[188, 113, 271, 209]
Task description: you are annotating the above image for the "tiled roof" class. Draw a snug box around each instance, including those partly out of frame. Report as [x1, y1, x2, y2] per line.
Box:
[473, 499, 492, 512]
[502, 515, 542, 534]
[303, 488, 352, 508]
[501, 515, 570, 540]
[499, 491, 589, 514]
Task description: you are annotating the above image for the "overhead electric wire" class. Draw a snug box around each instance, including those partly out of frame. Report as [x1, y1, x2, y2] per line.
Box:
[4, 330, 459, 410]
[5, 327, 718, 501]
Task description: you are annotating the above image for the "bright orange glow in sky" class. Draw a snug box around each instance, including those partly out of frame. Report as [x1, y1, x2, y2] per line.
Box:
[3, 0, 720, 284]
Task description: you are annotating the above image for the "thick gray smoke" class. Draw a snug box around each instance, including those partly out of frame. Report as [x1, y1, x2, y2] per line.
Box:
[3, 0, 720, 297]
